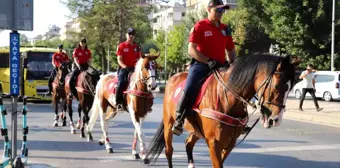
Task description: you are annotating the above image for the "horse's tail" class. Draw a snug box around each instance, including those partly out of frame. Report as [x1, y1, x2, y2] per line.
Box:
[87, 74, 105, 132]
[145, 121, 165, 164]
[87, 95, 100, 133]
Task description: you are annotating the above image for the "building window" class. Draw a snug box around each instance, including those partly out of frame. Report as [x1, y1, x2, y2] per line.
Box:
[182, 12, 186, 17]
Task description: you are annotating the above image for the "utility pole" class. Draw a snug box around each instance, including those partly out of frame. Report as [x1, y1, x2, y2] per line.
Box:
[331, 0, 335, 71]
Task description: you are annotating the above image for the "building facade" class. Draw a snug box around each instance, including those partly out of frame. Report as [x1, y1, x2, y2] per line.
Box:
[150, 6, 187, 37]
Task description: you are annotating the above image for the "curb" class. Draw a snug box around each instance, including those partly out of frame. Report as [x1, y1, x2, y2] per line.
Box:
[284, 111, 340, 128]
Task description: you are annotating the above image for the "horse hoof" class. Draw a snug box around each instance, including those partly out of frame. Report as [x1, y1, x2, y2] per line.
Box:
[143, 158, 150, 164]
[98, 141, 104, 146]
[188, 163, 195, 168]
[133, 154, 141, 160]
[107, 148, 114, 153]
[54, 123, 58, 127]
[87, 136, 93, 142]
[62, 121, 67, 126]
[71, 130, 76, 134]
[80, 133, 86, 138]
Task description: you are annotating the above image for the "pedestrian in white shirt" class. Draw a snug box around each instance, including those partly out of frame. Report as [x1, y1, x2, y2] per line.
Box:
[299, 64, 323, 112]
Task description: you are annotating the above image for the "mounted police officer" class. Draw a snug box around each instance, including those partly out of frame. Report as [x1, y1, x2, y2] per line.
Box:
[115, 28, 142, 110]
[172, 0, 237, 136]
[69, 38, 92, 99]
[48, 44, 70, 95]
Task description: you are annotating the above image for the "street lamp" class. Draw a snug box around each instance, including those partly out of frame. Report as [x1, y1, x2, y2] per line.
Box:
[331, 0, 335, 71]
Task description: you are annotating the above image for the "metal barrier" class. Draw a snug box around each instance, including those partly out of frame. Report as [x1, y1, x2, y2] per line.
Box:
[0, 96, 29, 168]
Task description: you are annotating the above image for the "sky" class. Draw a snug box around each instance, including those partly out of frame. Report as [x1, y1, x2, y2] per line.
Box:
[0, 0, 181, 47]
[0, 0, 72, 46]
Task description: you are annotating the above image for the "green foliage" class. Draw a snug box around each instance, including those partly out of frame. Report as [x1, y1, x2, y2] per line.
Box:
[63, 0, 153, 73]
[259, 0, 340, 70]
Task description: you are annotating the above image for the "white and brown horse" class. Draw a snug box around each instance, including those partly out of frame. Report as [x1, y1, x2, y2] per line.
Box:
[87, 54, 159, 161]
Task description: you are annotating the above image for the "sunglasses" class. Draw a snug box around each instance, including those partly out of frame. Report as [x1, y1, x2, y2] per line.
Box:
[215, 8, 225, 13]
[128, 33, 135, 36]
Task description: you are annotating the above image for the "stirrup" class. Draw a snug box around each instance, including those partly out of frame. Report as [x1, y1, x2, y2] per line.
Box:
[116, 104, 125, 113]
[172, 122, 183, 136]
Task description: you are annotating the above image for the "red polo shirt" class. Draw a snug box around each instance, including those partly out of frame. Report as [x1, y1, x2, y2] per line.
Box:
[73, 48, 92, 65]
[53, 52, 69, 67]
[116, 41, 141, 67]
[188, 18, 235, 64]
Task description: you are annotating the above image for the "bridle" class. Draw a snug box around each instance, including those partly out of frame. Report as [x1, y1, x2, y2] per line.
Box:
[213, 58, 290, 148]
[137, 62, 157, 92]
[213, 58, 287, 118]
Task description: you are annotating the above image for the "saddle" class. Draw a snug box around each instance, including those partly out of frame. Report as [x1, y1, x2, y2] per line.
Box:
[104, 72, 134, 96]
[172, 66, 248, 128]
[75, 67, 101, 94]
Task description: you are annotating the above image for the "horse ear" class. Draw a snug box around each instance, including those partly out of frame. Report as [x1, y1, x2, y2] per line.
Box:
[291, 56, 302, 67]
[148, 53, 160, 60]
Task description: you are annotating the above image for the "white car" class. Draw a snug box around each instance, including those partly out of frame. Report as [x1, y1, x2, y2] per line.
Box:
[293, 71, 340, 101]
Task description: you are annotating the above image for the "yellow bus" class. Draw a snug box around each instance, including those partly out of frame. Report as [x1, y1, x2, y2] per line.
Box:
[0, 46, 58, 101]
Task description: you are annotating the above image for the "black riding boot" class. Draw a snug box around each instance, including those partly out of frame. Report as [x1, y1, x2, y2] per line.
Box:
[70, 75, 78, 100]
[115, 86, 123, 108]
[48, 77, 53, 95]
[172, 90, 191, 136]
[48, 69, 56, 95]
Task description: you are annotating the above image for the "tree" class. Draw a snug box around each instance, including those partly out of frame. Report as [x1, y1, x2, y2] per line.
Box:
[63, 0, 153, 73]
[259, 0, 340, 70]
[20, 34, 29, 45]
[221, 1, 272, 56]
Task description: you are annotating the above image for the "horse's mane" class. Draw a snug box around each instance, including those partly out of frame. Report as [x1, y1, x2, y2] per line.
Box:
[134, 57, 145, 80]
[228, 53, 287, 93]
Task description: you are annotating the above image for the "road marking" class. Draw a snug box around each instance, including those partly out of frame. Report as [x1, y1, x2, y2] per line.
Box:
[97, 144, 340, 162]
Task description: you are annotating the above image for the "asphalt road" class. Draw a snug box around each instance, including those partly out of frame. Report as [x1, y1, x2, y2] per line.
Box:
[0, 97, 340, 168]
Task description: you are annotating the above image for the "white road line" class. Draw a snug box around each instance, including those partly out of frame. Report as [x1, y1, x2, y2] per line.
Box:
[96, 144, 340, 162]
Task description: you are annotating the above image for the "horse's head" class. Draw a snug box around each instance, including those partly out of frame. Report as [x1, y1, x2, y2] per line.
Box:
[57, 61, 72, 85]
[255, 55, 301, 128]
[135, 54, 160, 91]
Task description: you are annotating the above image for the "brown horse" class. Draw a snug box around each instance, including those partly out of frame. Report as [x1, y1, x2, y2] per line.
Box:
[87, 54, 159, 160]
[65, 66, 101, 136]
[145, 54, 301, 167]
[52, 62, 72, 127]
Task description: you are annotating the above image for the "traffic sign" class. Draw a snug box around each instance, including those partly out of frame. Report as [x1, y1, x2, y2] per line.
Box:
[9, 32, 20, 96]
[0, 0, 33, 31]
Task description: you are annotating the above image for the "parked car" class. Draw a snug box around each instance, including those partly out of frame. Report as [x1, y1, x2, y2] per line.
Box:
[293, 71, 340, 101]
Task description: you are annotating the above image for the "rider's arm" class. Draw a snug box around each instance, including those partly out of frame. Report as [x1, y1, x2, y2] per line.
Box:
[64, 52, 70, 63]
[188, 42, 209, 63]
[52, 54, 56, 67]
[87, 50, 92, 65]
[188, 24, 210, 63]
[225, 27, 236, 63]
[73, 49, 80, 68]
[116, 44, 127, 68]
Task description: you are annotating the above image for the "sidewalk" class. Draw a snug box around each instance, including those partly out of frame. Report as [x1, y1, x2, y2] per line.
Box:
[152, 87, 340, 128]
[284, 99, 340, 128]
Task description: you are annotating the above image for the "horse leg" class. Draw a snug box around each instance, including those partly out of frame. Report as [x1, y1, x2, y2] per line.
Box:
[128, 107, 148, 163]
[185, 133, 200, 168]
[206, 139, 223, 168]
[221, 136, 238, 163]
[62, 99, 67, 127]
[163, 119, 174, 168]
[80, 111, 87, 138]
[132, 129, 140, 159]
[53, 96, 59, 127]
[67, 95, 76, 134]
[98, 103, 113, 153]
[76, 104, 82, 129]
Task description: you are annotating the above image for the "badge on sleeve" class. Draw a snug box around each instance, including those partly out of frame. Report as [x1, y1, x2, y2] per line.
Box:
[221, 30, 226, 36]
[225, 26, 233, 36]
